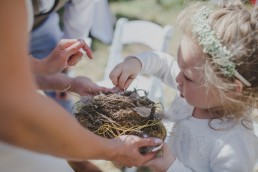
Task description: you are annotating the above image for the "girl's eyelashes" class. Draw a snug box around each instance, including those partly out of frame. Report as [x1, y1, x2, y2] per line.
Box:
[184, 74, 192, 81]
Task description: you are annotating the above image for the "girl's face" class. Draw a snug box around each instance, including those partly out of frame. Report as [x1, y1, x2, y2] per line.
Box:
[176, 36, 221, 109]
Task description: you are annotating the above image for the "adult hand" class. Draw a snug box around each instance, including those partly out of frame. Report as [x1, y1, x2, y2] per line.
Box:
[143, 143, 176, 172]
[67, 160, 102, 172]
[69, 76, 112, 96]
[108, 135, 163, 168]
[42, 39, 93, 75]
[109, 57, 142, 90]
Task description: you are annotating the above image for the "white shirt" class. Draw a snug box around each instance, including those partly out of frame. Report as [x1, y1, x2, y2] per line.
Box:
[134, 51, 258, 172]
[62, 0, 95, 39]
[34, 0, 95, 39]
[33, 0, 114, 43]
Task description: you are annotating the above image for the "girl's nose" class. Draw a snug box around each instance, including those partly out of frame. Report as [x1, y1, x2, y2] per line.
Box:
[176, 71, 183, 85]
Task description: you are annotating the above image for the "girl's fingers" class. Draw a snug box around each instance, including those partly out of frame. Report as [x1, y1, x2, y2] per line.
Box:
[117, 72, 130, 90]
[124, 76, 136, 90]
[141, 152, 157, 165]
[110, 68, 122, 87]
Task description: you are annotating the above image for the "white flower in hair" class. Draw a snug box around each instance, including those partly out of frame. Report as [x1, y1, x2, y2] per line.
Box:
[191, 6, 251, 86]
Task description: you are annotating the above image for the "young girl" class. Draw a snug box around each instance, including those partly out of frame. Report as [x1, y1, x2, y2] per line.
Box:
[109, 1, 258, 171]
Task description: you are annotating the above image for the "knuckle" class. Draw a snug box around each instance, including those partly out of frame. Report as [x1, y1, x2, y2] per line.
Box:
[109, 71, 116, 78]
[70, 46, 80, 52]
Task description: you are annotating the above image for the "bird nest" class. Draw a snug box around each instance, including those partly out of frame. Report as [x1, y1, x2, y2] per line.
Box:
[73, 90, 167, 153]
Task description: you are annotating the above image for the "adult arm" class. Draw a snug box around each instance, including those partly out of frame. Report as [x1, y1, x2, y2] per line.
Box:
[0, 0, 160, 167]
[134, 51, 179, 89]
[35, 73, 111, 96]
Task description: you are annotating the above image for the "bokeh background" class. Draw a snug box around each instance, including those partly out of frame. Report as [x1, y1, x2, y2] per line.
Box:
[73, 0, 187, 108]
[71, 0, 256, 171]
[72, 1, 185, 171]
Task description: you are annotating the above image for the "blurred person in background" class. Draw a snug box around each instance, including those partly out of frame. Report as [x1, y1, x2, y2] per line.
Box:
[30, 0, 96, 112]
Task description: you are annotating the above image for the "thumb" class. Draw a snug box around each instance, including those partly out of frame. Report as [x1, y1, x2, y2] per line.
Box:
[65, 40, 84, 57]
[67, 51, 83, 66]
[143, 157, 158, 167]
[138, 137, 163, 147]
[140, 151, 157, 165]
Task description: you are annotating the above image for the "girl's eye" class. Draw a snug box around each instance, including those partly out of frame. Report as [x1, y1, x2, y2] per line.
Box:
[184, 75, 192, 81]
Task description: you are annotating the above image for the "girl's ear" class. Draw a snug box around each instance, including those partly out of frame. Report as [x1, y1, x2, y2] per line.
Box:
[234, 80, 243, 93]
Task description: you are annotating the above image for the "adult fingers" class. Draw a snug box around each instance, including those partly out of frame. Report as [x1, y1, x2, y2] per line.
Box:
[64, 40, 85, 58]
[59, 39, 79, 48]
[99, 87, 113, 94]
[138, 137, 163, 148]
[140, 152, 157, 165]
[81, 41, 93, 59]
[67, 51, 83, 66]
[142, 158, 155, 167]
[86, 86, 112, 96]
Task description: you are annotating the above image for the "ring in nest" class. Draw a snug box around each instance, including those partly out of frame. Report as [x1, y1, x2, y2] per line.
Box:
[73, 90, 167, 154]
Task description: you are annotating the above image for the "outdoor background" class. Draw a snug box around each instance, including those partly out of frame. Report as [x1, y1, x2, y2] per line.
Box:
[71, 0, 256, 171]
[73, 0, 188, 109]
[73, 1, 184, 171]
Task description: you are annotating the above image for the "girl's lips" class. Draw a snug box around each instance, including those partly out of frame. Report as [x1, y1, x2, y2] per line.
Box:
[177, 87, 183, 97]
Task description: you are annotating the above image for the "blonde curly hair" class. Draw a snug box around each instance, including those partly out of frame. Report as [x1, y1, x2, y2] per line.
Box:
[177, 0, 258, 120]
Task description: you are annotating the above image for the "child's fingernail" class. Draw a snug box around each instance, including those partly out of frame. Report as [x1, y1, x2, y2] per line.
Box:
[154, 138, 163, 144]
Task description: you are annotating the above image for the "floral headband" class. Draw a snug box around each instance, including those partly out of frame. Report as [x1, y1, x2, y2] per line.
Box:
[192, 6, 251, 87]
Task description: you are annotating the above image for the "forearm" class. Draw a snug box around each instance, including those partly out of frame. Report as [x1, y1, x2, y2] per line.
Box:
[35, 73, 72, 91]
[0, 0, 112, 163]
[30, 56, 47, 75]
[132, 51, 179, 88]
[0, 90, 110, 161]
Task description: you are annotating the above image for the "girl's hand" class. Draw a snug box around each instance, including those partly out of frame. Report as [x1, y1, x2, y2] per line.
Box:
[67, 160, 102, 172]
[143, 143, 176, 172]
[107, 135, 163, 168]
[41, 39, 93, 75]
[69, 76, 112, 96]
[109, 57, 142, 90]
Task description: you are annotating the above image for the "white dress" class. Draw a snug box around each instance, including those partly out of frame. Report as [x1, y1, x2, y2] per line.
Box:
[134, 51, 258, 172]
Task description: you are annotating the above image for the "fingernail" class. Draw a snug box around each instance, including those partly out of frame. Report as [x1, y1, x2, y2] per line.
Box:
[154, 138, 162, 144]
